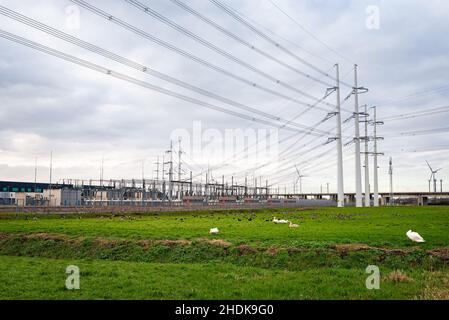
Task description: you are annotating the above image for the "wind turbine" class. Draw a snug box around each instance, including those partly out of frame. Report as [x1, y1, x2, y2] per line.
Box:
[426, 161, 442, 193]
[295, 166, 307, 195]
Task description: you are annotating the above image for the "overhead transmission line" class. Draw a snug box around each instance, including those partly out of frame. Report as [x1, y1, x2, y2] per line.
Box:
[0, 29, 329, 135]
[380, 105, 449, 122]
[71, 0, 334, 111]
[179, 86, 341, 182]
[0, 5, 331, 135]
[207, 0, 353, 88]
[266, 0, 354, 65]
[124, 0, 334, 97]
[232, 120, 355, 182]
[165, 0, 333, 87]
[386, 126, 449, 138]
[376, 85, 449, 107]
[225, 117, 356, 181]
[217, 1, 333, 65]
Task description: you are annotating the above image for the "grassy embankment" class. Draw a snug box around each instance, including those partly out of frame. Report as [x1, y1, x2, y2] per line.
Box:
[0, 206, 448, 299]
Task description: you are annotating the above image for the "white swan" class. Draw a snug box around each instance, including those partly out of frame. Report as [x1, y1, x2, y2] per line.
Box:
[209, 227, 219, 235]
[406, 230, 425, 243]
[289, 222, 299, 228]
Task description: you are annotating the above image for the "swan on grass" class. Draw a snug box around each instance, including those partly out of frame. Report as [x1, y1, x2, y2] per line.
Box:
[406, 230, 425, 243]
[289, 222, 299, 228]
[209, 227, 219, 235]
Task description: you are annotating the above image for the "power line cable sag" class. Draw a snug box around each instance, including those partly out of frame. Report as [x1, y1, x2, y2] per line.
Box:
[0, 29, 328, 136]
[207, 0, 353, 88]
[165, 0, 335, 88]
[124, 0, 335, 98]
[71, 0, 334, 111]
[0, 6, 330, 135]
[266, 0, 354, 65]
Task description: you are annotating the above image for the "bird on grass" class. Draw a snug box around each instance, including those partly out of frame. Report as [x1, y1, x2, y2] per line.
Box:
[406, 230, 425, 243]
[289, 222, 299, 228]
[273, 217, 289, 224]
[209, 227, 219, 235]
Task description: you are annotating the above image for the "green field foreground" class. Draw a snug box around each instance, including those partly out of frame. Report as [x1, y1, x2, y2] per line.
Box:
[0, 206, 448, 300]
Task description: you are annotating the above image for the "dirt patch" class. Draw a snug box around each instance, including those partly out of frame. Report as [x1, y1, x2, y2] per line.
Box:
[156, 240, 192, 247]
[138, 239, 192, 247]
[93, 238, 122, 248]
[427, 248, 449, 260]
[25, 233, 69, 241]
[0, 232, 10, 240]
[266, 247, 280, 256]
[202, 239, 232, 247]
[235, 244, 258, 255]
[333, 243, 409, 255]
[333, 243, 372, 252]
[384, 270, 414, 283]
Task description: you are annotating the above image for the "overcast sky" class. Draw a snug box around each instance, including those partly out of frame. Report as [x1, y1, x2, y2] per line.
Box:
[0, 0, 448, 193]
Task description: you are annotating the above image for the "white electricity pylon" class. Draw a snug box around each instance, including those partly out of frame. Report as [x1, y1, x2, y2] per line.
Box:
[363, 104, 370, 207]
[353, 65, 363, 207]
[389, 157, 394, 206]
[371, 106, 384, 207]
[335, 64, 345, 207]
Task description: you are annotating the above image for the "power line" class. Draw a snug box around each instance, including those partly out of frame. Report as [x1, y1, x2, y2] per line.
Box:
[0, 29, 326, 135]
[0, 5, 330, 135]
[376, 85, 449, 107]
[381, 105, 449, 122]
[166, 0, 335, 86]
[124, 0, 335, 97]
[386, 126, 449, 138]
[208, 0, 353, 88]
[266, 0, 354, 64]
[71, 0, 334, 111]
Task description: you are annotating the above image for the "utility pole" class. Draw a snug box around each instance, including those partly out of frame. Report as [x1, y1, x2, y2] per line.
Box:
[154, 156, 160, 181]
[389, 157, 394, 206]
[222, 175, 225, 197]
[244, 176, 248, 197]
[49, 151, 53, 207]
[363, 104, 370, 207]
[371, 106, 384, 207]
[335, 64, 345, 207]
[178, 138, 182, 200]
[34, 156, 38, 207]
[353, 65, 363, 207]
[165, 141, 173, 200]
[326, 183, 330, 194]
[100, 158, 104, 205]
[142, 159, 146, 206]
[34, 156, 38, 192]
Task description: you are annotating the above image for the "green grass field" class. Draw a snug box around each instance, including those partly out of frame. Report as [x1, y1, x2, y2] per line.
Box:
[0, 206, 448, 300]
